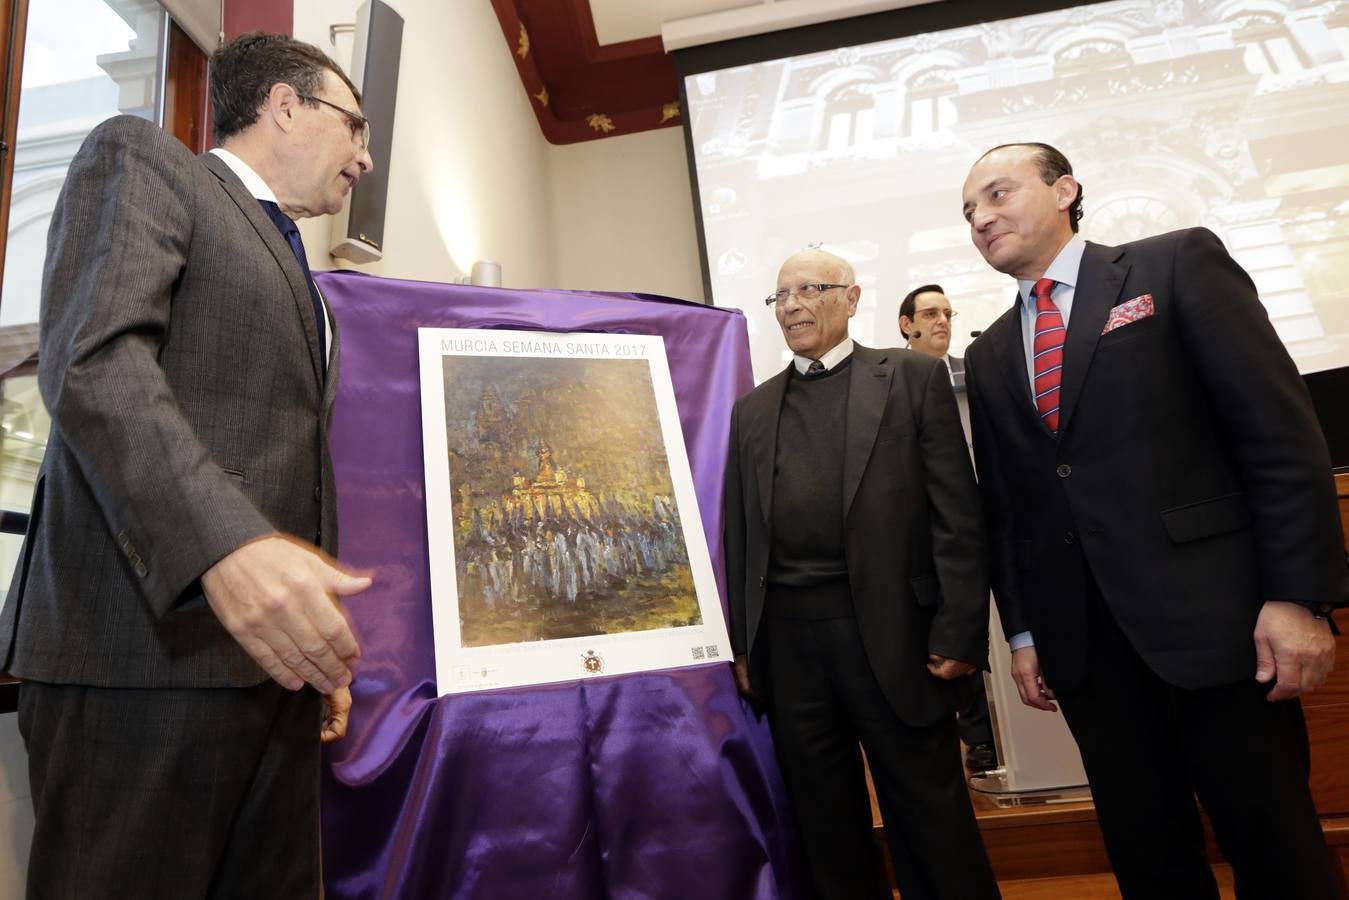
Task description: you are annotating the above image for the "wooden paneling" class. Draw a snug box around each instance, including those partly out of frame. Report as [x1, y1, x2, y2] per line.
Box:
[978, 807, 1114, 880]
[164, 19, 208, 153]
[998, 865, 1236, 900]
[1304, 634, 1349, 709]
[1308, 702, 1349, 818]
[0, 0, 30, 297]
[1310, 476, 1349, 818]
[1337, 473, 1349, 539]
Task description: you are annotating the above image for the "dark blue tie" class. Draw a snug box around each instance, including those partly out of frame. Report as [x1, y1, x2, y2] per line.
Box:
[258, 199, 326, 370]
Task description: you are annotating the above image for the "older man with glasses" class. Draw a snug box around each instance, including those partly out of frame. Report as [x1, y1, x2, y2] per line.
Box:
[723, 248, 999, 899]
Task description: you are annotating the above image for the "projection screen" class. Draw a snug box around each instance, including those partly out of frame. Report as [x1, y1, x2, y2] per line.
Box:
[681, 0, 1349, 384]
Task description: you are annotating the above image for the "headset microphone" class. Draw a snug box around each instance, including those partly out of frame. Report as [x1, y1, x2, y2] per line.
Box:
[910, 330, 923, 340]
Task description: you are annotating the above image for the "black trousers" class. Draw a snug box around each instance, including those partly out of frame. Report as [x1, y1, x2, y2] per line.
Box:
[763, 603, 999, 900]
[1053, 579, 1338, 900]
[19, 679, 323, 900]
[957, 676, 994, 747]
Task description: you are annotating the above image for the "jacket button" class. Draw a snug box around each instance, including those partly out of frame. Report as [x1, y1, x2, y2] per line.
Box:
[313, 485, 322, 502]
[1064, 531, 1076, 545]
[1056, 464, 1072, 478]
[133, 562, 148, 578]
[758, 576, 766, 588]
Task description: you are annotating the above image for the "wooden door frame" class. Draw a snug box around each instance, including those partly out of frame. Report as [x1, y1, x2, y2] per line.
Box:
[0, 0, 30, 295]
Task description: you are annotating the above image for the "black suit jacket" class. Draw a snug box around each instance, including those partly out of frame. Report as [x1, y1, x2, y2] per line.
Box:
[966, 228, 1347, 692]
[723, 344, 990, 726]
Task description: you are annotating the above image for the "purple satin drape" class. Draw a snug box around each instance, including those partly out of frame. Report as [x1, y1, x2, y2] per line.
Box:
[315, 271, 804, 900]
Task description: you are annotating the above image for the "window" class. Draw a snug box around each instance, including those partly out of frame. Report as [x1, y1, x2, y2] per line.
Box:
[0, 0, 211, 618]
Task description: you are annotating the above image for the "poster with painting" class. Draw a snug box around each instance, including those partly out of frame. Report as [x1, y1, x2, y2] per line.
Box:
[418, 328, 730, 694]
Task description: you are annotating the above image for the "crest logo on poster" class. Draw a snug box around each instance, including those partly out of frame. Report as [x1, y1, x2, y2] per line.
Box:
[582, 650, 604, 674]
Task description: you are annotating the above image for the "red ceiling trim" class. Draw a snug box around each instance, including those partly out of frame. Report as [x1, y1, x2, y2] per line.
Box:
[490, 0, 681, 145]
[223, 0, 293, 40]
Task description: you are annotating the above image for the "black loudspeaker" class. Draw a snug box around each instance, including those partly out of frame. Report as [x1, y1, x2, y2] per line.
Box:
[331, 0, 403, 263]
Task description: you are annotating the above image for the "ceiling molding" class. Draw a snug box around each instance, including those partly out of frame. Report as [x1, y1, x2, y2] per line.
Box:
[490, 0, 682, 145]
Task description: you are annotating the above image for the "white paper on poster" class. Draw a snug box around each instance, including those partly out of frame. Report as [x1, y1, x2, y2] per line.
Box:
[417, 328, 731, 694]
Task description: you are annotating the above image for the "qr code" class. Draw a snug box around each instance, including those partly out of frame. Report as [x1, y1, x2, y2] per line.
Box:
[705, 645, 721, 659]
[691, 646, 706, 660]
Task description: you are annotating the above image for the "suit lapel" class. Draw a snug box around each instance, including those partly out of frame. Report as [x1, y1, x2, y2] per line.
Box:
[201, 153, 325, 391]
[843, 345, 891, 518]
[748, 367, 791, 526]
[1058, 242, 1128, 435]
[986, 304, 1043, 433]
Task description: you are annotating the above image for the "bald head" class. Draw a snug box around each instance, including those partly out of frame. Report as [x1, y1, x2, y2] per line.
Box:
[777, 249, 855, 287]
[772, 248, 860, 361]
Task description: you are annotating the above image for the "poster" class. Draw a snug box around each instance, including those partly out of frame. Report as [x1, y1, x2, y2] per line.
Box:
[418, 328, 731, 693]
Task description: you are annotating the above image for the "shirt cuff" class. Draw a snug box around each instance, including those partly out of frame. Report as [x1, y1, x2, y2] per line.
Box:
[1008, 630, 1035, 651]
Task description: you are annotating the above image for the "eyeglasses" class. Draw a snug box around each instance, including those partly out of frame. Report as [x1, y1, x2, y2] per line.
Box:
[763, 283, 850, 307]
[913, 308, 958, 322]
[297, 93, 371, 149]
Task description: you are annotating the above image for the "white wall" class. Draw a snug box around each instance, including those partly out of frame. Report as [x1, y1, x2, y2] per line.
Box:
[295, 0, 557, 287]
[549, 127, 704, 302]
[293, 0, 702, 298]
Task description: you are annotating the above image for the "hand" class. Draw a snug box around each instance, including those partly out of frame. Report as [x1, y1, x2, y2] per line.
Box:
[1254, 600, 1336, 702]
[1010, 646, 1057, 711]
[321, 686, 352, 744]
[732, 655, 755, 700]
[202, 534, 372, 694]
[927, 654, 977, 680]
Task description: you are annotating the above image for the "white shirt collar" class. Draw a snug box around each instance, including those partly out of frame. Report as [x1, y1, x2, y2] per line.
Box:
[792, 337, 854, 374]
[1016, 233, 1086, 303]
[209, 147, 278, 204]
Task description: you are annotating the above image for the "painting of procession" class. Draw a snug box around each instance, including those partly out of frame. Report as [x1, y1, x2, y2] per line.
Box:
[438, 354, 701, 647]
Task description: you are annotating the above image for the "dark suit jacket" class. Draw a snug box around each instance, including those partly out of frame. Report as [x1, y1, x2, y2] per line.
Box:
[966, 227, 1347, 692]
[0, 115, 341, 689]
[723, 343, 990, 726]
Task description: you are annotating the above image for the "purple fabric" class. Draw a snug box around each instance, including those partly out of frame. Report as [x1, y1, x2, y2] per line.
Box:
[316, 271, 804, 900]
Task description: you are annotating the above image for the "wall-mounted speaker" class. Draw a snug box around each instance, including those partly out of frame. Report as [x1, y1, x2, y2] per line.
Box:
[331, 0, 403, 263]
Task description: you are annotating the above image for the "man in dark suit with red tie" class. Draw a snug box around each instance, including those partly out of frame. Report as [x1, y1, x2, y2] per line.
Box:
[961, 142, 1346, 898]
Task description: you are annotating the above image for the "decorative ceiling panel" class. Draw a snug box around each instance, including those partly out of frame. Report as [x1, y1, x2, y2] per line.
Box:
[490, 0, 683, 144]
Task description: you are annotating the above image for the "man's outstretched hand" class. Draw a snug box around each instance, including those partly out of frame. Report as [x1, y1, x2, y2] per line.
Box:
[202, 535, 371, 694]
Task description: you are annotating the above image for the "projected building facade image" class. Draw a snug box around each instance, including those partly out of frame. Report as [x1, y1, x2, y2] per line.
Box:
[686, 0, 1349, 382]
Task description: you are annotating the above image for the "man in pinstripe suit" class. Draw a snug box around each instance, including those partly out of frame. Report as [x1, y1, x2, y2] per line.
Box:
[0, 34, 374, 897]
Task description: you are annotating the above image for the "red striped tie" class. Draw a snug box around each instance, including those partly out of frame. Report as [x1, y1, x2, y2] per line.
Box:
[1032, 278, 1064, 433]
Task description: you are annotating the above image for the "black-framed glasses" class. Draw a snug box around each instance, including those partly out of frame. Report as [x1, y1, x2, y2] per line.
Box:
[297, 93, 371, 149]
[764, 282, 850, 307]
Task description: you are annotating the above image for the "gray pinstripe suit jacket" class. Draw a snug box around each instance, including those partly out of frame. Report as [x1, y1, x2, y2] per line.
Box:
[0, 114, 341, 688]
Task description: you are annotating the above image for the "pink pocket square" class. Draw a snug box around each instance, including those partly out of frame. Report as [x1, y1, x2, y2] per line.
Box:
[1102, 294, 1154, 334]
